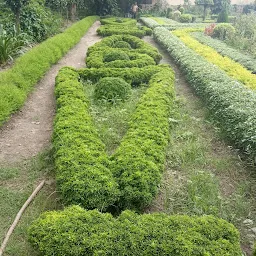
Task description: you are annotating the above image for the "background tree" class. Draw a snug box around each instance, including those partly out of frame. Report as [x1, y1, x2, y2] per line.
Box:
[4, 0, 29, 32]
[211, 0, 230, 15]
[195, 0, 214, 20]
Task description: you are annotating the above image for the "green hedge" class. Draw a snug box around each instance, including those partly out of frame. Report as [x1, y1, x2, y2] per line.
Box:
[153, 27, 256, 162]
[53, 67, 120, 210]
[192, 32, 256, 72]
[28, 205, 242, 256]
[100, 17, 136, 26]
[87, 34, 162, 64]
[0, 16, 98, 126]
[110, 68, 175, 210]
[97, 24, 152, 38]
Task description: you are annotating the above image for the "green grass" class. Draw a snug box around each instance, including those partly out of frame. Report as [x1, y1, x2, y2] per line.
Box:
[0, 149, 59, 256]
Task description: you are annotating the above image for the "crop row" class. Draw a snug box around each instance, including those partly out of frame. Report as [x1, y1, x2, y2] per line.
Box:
[192, 31, 256, 72]
[28, 205, 242, 256]
[0, 16, 98, 126]
[153, 27, 256, 162]
[173, 28, 256, 90]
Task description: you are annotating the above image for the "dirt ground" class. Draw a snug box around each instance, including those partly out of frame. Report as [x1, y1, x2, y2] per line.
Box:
[0, 21, 101, 164]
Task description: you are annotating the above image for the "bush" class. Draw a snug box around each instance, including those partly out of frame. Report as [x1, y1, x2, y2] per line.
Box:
[0, 16, 98, 126]
[112, 40, 131, 49]
[94, 77, 131, 103]
[100, 17, 136, 26]
[172, 10, 181, 21]
[179, 14, 192, 23]
[28, 205, 242, 256]
[54, 67, 120, 210]
[103, 50, 130, 62]
[217, 10, 229, 23]
[212, 23, 235, 40]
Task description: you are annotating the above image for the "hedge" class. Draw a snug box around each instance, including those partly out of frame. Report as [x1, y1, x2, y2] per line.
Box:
[97, 24, 152, 38]
[28, 205, 242, 256]
[86, 34, 162, 64]
[53, 67, 120, 210]
[0, 16, 98, 126]
[173, 28, 256, 90]
[110, 68, 175, 210]
[192, 31, 256, 72]
[154, 27, 256, 162]
[100, 17, 136, 26]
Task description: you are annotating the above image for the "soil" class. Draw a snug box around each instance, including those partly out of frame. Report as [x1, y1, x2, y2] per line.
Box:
[0, 21, 101, 164]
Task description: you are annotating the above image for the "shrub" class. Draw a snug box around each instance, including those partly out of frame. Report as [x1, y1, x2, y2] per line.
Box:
[217, 10, 229, 23]
[28, 205, 242, 256]
[0, 16, 98, 126]
[103, 50, 130, 62]
[112, 40, 131, 49]
[179, 14, 192, 23]
[54, 67, 120, 210]
[100, 17, 136, 26]
[204, 23, 216, 36]
[212, 23, 235, 40]
[173, 10, 181, 21]
[94, 77, 131, 103]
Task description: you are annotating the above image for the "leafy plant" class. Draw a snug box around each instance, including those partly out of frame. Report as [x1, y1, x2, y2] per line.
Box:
[212, 23, 235, 40]
[179, 14, 192, 23]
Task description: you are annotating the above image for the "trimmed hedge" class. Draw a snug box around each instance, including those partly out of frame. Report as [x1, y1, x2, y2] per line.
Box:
[97, 24, 152, 38]
[86, 34, 162, 64]
[28, 205, 242, 256]
[192, 31, 256, 72]
[154, 27, 256, 162]
[100, 17, 136, 26]
[53, 67, 120, 210]
[110, 68, 175, 210]
[0, 16, 98, 126]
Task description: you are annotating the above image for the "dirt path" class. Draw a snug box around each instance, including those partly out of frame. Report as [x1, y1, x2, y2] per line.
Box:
[0, 21, 101, 163]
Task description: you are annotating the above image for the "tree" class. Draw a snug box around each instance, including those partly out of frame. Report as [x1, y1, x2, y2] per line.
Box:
[195, 0, 214, 21]
[211, 0, 230, 15]
[4, 0, 29, 32]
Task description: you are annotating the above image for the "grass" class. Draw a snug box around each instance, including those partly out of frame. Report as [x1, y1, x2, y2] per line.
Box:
[0, 149, 59, 256]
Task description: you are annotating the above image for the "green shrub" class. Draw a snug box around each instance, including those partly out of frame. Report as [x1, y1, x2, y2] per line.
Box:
[0, 16, 98, 127]
[28, 205, 242, 256]
[112, 40, 131, 49]
[103, 50, 130, 62]
[54, 67, 120, 210]
[212, 23, 235, 40]
[179, 14, 192, 23]
[217, 10, 229, 23]
[110, 68, 175, 210]
[94, 77, 131, 103]
[100, 17, 136, 26]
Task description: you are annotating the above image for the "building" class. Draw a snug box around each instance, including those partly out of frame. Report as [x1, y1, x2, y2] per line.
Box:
[139, 0, 157, 10]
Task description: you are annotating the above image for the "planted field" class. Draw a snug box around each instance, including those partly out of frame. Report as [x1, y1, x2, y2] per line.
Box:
[1, 16, 256, 256]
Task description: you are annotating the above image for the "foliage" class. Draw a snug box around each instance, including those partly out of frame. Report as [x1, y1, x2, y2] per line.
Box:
[154, 27, 256, 163]
[103, 49, 129, 62]
[54, 68, 120, 209]
[211, 0, 231, 15]
[173, 28, 256, 90]
[172, 10, 181, 21]
[204, 23, 216, 36]
[94, 77, 131, 103]
[192, 31, 256, 72]
[212, 23, 235, 40]
[179, 14, 192, 23]
[195, 0, 214, 20]
[217, 9, 228, 23]
[0, 16, 98, 126]
[112, 40, 131, 49]
[28, 205, 242, 256]
[100, 17, 136, 25]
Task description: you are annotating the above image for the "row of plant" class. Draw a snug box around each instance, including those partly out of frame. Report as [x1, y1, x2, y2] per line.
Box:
[28, 205, 242, 256]
[192, 31, 256, 72]
[86, 34, 161, 68]
[0, 15, 98, 127]
[173, 28, 256, 91]
[153, 27, 256, 163]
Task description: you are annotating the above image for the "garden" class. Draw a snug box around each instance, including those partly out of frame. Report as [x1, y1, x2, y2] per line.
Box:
[0, 0, 256, 255]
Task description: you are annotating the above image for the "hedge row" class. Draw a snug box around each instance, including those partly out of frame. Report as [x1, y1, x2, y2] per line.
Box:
[28, 205, 242, 256]
[79, 65, 169, 85]
[0, 16, 98, 126]
[87, 34, 162, 64]
[173, 28, 256, 90]
[153, 27, 256, 162]
[192, 31, 256, 72]
[97, 24, 152, 38]
[100, 17, 137, 26]
[53, 67, 119, 210]
[110, 67, 175, 210]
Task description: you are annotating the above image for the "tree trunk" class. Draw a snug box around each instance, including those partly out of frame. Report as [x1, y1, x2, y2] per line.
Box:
[203, 5, 207, 21]
[71, 3, 77, 21]
[15, 9, 21, 33]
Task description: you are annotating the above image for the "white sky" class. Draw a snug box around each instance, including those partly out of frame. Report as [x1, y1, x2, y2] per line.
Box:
[166, 0, 254, 5]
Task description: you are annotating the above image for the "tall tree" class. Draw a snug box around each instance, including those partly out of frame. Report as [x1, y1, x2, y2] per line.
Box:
[4, 0, 29, 32]
[195, 0, 214, 20]
[211, 0, 230, 15]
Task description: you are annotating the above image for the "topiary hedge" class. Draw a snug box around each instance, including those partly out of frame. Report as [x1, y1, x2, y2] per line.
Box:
[154, 27, 256, 163]
[94, 77, 131, 103]
[0, 16, 98, 127]
[100, 17, 136, 26]
[28, 205, 242, 256]
[54, 67, 120, 210]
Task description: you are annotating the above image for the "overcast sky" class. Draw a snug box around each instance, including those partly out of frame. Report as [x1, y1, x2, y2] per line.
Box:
[166, 0, 254, 4]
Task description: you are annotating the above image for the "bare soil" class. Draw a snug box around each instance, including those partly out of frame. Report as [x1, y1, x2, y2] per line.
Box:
[0, 21, 101, 164]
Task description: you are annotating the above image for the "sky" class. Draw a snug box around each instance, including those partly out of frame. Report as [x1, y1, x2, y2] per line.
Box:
[166, 0, 254, 4]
